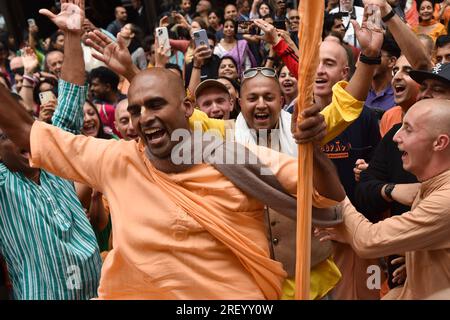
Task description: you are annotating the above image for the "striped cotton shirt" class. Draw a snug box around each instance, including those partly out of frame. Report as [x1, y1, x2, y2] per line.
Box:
[0, 80, 101, 299]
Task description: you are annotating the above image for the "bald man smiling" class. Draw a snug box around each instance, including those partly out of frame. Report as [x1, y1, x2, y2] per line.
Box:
[317, 99, 450, 300]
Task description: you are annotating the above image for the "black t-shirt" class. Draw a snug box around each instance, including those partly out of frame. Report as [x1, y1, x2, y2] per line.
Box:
[322, 107, 381, 203]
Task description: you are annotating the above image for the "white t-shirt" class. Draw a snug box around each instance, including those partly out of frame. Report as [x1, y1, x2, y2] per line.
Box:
[330, 6, 364, 48]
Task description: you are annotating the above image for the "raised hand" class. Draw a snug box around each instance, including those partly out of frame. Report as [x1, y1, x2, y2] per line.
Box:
[39, 0, 85, 34]
[159, 16, 169, 28]
[174, 13, 190, 30]
[85, 30, 138, 82]
[192, 45, 212, 68]
[362, 0, 392, 17]
[352, 4, 384, 57]
[154, 39, 171, 68]
[21, 47, 39, 75]
[253, 19, 280, 45]
[38, 99, 57, 124]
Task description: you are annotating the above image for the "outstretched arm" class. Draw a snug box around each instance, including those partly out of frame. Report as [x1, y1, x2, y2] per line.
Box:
[366, 0, 432, 70]
[40, 0, 88, 134]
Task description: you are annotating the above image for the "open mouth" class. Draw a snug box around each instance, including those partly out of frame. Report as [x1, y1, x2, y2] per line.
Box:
[400, 149, 408, 161]
[394, 84, 406, 95]
[254, 112, 270, 122]
[144, 127, 168, 145]
[315, 79, 327, 85]
[282, 81, 295, 91]
[83, 123, 97, 135]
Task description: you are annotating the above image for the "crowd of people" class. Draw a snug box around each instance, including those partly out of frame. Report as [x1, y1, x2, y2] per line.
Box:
[0, 0, 449, 300]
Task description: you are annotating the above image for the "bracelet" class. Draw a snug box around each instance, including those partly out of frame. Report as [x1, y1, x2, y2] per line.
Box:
[23, 74, 37, 85]
[267, 57, 275, 61]
[193, 65, 202, 69]
[382, 9, 396, 23]
[359, 54, 382, 65]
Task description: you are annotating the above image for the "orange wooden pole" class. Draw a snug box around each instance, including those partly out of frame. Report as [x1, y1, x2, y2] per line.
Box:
[295, 0, 324, 300]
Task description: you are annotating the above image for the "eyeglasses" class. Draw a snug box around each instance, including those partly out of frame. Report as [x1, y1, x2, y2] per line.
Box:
[241, 67, 277, 82]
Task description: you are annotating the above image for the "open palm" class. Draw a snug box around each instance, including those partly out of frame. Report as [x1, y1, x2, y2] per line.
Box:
[39, 0, 85, 34]
[85, 30, 134, 79]
[353, 4, 384, 57]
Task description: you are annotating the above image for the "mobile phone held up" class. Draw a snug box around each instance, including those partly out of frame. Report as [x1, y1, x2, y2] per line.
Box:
[193, 29, 209, 48]
[39, 91, 56, 106]
[155, 27, 171, 57]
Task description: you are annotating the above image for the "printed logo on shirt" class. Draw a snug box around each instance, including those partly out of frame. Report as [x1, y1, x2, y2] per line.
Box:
[321, 141, 352, 159]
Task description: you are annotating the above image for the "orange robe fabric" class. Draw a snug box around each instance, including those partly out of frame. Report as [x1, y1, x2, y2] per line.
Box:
[29, 121, 331, 300]
[379, 106, 403, 137]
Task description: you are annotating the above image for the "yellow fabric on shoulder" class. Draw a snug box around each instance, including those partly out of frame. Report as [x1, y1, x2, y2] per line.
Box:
[282, 257, 342, 300]
[188, 82, 363, 145]
[320, 81, 364, 145]
[189, 109, 227, 137]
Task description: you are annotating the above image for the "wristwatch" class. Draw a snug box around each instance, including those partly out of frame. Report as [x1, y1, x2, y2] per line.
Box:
[384, 183, 396, 200]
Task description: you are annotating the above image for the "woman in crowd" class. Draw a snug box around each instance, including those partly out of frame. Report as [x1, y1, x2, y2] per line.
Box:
[413, 0, 447, 42]
[119, 23, 147, 70]
[207, 9, 224, 41]
[214, 19, 256, 75]
[48, 30, 65, 52]
[218, 56, 239, 81]
[249, 0, 273, 19]
[278, 64, 298, 113]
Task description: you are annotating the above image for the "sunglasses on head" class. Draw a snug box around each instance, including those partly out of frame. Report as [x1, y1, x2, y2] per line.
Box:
[12, 67, 24, 76]
[241, 67, 277, 82]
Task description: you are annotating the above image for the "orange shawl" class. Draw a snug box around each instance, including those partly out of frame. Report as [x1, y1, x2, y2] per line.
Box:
[142, 148, 286, 299]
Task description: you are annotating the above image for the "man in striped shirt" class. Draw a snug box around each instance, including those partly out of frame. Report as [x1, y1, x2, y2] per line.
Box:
[0, 0, 101, 299]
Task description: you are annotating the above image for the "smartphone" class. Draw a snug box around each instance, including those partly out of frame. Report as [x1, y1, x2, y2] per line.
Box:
[272, 19, 287, 31]
[156, 27, 171, 57]
[193, 29, 209, 48]
[27, 18, 36, 27]
[39, 91, 56, 105]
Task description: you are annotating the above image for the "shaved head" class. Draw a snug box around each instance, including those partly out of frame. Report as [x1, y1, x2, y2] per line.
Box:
[409, 99, 450, 139]
[394, 98, 450, 180]
[115, 98, 129, 119]
[321, 39, 348, 67]
[128, 68, 186, 107]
